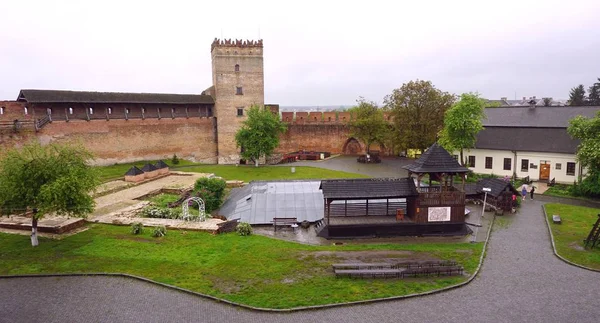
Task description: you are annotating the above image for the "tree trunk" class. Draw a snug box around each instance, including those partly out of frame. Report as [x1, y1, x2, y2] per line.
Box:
[460, 148, 465, 166]
[31, 210, 39, 247]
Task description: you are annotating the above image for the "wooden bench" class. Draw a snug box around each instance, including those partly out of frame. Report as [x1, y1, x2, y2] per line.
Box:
[401, 266, 464, 278]
[271, 217, 298, 232]
[335, 269, 402, 278]
[332, 263, 393, 270]
[396, 260, 458, 269]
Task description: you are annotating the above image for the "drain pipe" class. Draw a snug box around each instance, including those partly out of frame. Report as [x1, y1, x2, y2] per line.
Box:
[512, 150, 517, 180]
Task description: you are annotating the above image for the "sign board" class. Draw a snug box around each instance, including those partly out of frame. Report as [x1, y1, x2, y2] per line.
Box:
[482, 187, 491, 192]
[428, 206, 451, 222]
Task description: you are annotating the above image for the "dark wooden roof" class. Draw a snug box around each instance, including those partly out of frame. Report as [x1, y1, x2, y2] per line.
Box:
[17, 89, 214, 105]
[141, 163, 157, 172]
[320, 178, 418, 199]
[459, 178, 519, 198]
[124, 166, 144, 176]
[403, 143, 469, 174]
[475, 127, 580, 154]
[155, 160, 168, 169]
[483, 106, 600, 128]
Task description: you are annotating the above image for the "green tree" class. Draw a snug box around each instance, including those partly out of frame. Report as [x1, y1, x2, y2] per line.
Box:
[568, 85, 587, 106]
[347, 97, 389, 153]
[543, 97, 553, 107]
[438, 93, 486, 166]
[0, 141, 100, 246]
[567, 111, 600, 197]
[235, 105, 287, 167]
[384, 80, 456, 153]
[588, 78, 600, 106]
[193, 177, 226, 214]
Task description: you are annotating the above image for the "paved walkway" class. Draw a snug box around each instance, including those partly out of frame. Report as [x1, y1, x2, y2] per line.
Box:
[279, 155, 414, 178]
[1, 199, 599, 322]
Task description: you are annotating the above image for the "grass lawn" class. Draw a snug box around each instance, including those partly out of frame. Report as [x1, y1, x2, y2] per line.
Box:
[96, 159, 199, 182]
[545, 203, 600, 270]
[174, 165, 369, 182]
[0, 224, 483, 309]
[96, 161, 369, 183]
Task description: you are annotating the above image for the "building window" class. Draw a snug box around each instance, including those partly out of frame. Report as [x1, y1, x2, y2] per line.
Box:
[69, 107, 73, 115]
[236, 87, 243, 95]
[89, 107, 94, 115]
[453, 155, 459, 161]
[108, 107, 112, 115]
[468, 156, 476, 168]
[24, 107, 28, 115]
[237, 108, 244, 117]
[555, 163, 561, 170]
[485, 157, 493, 169]
[235, 64, 240, 72]
[0, 106, 4, 115]
[328, 117, 332, 122]
[566, 162, 576, 176]
[503, 158, 511, 171]
[521, 159, 529, 172]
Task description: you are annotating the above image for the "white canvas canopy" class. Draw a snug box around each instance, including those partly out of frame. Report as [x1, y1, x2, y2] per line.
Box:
[218, 180, 324, 224]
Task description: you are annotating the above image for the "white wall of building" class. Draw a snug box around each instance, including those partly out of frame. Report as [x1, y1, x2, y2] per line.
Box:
[453, 148, 582, 184]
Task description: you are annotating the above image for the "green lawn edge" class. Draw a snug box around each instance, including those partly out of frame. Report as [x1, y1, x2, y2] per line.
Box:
[543, 203, 600, 271]
[0, 223, 485, 309]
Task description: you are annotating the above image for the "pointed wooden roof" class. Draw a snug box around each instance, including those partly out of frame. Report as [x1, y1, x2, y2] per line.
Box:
[124, 166, 144, 176]
[402, 143, 469, 174]
[155, 160, 168, 169]
[141, 163, 158, 172]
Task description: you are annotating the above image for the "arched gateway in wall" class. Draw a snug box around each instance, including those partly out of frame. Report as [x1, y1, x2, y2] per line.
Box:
[342, 137, 362, 155]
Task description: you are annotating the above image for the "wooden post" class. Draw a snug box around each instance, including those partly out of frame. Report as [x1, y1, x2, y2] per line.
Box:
[85, 104, 90, 121]
[141, 105, 145, 120]
[366, 199, 369, 216]
[344, 199, 347, 217]
[327, 199, 331, 227]
[185, 106, 189, 119]
[65, 107, 69, 122]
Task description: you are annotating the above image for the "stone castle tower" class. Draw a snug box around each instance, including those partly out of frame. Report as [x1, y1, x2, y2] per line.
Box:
[210, 38, 265, 164]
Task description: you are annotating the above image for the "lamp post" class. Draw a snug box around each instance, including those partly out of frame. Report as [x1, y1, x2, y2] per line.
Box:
[482, 187, 491, 217]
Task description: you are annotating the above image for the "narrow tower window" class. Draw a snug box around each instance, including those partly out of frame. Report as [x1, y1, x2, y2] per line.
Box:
[69, 107, 73, 115]
[236, 87, 243, 95]
[108, 107, 112, 115]
[235, 64, 240, 72]
[0, 106, 4, 115]
[89, 107, 94, 115]
[237, 107, 244, 117]
[24, 107, 28, 115]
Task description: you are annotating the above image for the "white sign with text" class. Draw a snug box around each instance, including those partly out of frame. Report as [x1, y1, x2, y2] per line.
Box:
[428, 206, 451, 222]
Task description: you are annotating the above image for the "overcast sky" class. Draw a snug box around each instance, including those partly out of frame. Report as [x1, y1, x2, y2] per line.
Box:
[1, 0, 599, 106]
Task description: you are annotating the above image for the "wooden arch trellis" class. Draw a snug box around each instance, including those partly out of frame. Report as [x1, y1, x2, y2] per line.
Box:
[181, 197, 207, 222]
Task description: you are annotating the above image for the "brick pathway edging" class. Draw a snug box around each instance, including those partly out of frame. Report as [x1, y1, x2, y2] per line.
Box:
[541, 205, 600, 273]
[0, 217, 495, 313]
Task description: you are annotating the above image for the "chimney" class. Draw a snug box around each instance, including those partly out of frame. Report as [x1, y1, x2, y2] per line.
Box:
[523, 96, 526, 101]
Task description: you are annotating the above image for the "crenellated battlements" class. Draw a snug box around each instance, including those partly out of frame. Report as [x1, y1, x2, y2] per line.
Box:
[211, 38, 263, 51]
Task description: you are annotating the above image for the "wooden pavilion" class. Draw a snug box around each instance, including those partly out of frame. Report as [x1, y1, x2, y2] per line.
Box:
[402, 142, 470, 227]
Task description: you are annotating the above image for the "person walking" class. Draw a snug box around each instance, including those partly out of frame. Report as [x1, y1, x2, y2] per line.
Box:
[521, 183, 528, 201]
[530, 186, 536, 200]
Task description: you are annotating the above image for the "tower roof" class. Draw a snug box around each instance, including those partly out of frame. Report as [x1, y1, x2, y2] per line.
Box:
[402, 143, 469, 174]
[211, 38, 263, 51]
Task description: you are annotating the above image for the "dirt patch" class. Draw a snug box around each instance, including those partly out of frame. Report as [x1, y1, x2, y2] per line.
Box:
[569, 242, 585, 251]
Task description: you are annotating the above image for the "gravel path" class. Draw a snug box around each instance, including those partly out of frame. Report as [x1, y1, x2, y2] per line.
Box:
[1, 200, 599, 323]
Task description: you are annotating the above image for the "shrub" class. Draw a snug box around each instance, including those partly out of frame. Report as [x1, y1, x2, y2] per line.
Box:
[152, 225, 167, 237]
[140, 206, 181, 219]
[571, 171, 600, 198]
[194, 177, 227, 213]
[171, 154, 180, 165]
[131, 222, 144, 235]
[236, 222, 252, 236]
